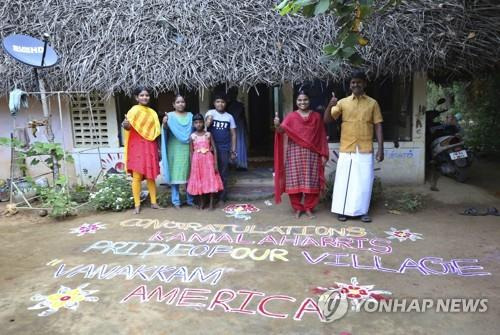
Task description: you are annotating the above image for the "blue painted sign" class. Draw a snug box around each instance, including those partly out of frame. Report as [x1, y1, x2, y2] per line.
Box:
[2, 34, 59, 68]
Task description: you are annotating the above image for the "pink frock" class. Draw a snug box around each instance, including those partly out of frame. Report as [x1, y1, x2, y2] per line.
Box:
[187, 133, 224, 195]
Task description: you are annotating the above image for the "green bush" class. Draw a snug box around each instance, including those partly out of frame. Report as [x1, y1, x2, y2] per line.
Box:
[157, 190, 172, 208]
[384, 191, 425, 213]
[36, 176, 77, 218]
[427, 75, 500, 155]
[70, 184, 91, 204]
[89, 174, 134, 211]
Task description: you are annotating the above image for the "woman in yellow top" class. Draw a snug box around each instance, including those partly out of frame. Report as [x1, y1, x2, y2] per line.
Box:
[121, 87, 162, 214]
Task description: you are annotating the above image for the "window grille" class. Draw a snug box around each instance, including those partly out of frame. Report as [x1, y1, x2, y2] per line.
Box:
[70, 94, 109, 147]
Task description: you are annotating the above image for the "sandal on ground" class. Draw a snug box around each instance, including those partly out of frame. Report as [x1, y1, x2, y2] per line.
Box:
[295, 210, 302, 219]
[151, 204, 163, 209]
[337, 214, 347, 222]
[361, 215, 372, 223]
[487, 207, 500, 216]
[133, 207, 141, 215]
[460, 207, 487, 216]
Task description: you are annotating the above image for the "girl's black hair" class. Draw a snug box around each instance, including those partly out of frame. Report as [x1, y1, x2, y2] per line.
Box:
[192, 113, 204, 122]
[174, 93, 186, 100]
[296, 90, 310, 99]
[133, 86, 151, 96]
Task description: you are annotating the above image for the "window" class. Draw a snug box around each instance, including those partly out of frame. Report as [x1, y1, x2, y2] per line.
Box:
[70, 94, 110, 147]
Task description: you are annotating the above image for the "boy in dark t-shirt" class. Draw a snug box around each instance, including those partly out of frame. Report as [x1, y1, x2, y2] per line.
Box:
[205, 95, 237, 203]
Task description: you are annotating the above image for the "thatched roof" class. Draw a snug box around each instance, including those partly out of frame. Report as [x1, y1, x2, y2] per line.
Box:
[0, 0, 498, 95]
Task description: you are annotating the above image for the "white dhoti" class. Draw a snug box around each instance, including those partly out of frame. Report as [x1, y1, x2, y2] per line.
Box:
[331, 150, 374, 216]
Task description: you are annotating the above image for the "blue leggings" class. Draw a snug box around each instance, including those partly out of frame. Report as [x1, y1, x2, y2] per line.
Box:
[171, 184, 193, 206]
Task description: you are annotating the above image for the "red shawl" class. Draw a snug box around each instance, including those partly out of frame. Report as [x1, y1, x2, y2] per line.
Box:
[274, 111, 329, 203]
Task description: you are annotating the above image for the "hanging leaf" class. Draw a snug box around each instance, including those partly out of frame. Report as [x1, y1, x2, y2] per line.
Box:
[348, 52, 365, 66]
[323, 43, 337, 54]
[314, 0, 330, 15]
[342, 46, 357, 57]
[343, 32, 359, 47]
[302, 4, 316, 17]
[276, 0, 290, 10]
[359, 4, 374, 19]
[275, 0, 399, 65]
[358, 36, 369, 46]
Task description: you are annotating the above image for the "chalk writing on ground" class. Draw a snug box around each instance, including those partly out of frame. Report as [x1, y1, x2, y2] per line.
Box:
[303, 251, 491, 277]
[82, 240, 290, 262]
[223, 203, 260, 220]
[384, 227, 423, 242]
[46, 259, 63, 266]
[120, 218, 368, 237]
[54, 263, 224, 285]
[28, 283, 99, 317]
[121, 285, 324, 321]
[69, 222, 106, 236]
[148, 231, 393, 255]
[315, 276, 392, 311]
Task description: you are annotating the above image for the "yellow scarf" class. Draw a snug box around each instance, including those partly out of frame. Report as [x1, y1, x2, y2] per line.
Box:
[124, 105, 161, 171]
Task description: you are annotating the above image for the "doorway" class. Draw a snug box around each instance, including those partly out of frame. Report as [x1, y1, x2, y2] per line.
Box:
[247, 84, 277, 159]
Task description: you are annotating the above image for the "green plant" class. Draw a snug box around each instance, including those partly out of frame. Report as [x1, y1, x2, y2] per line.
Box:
[70, 184, 91, 204]
[25, 142, 74, 171]
[276, 0, 401, 66]
[89, 174, 134, 211]
[36, 176, 77, 218]
[0, 139, 74, 176]
[427, 74, 500, 155]
[157, 190, 172, 208]
[384, 191, 425, 213]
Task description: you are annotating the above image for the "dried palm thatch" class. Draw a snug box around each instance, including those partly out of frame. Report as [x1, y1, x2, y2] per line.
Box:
[0, 0, 498, 95]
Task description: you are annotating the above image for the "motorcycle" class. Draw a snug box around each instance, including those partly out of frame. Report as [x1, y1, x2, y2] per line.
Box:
[426, 98, 472, 183]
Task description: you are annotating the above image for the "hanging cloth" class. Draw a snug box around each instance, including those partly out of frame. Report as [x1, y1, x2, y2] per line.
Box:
[9, 89, 29, 115]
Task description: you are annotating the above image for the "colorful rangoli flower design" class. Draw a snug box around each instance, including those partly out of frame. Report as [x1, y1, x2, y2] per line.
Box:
[69, 222, 106, 236]
[315, 277, 392, 311]
[28, 283, 99, 317]
[223, 203, 260, 220]
[384, 227, 423, 242]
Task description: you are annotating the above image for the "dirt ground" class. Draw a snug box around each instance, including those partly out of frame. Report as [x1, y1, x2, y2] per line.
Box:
[0, 162, 499, 335]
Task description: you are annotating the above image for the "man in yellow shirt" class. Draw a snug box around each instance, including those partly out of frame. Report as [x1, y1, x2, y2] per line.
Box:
[324, 71, 384, 222]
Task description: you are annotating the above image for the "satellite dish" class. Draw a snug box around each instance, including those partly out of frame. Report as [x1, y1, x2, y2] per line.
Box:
[2, 34, 59, 68]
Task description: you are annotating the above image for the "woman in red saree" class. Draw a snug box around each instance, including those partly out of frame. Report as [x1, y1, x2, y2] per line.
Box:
[274, 91, 329, 218]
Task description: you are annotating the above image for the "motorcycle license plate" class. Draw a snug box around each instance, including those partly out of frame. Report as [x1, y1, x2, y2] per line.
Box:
[450, 150, 468, 160]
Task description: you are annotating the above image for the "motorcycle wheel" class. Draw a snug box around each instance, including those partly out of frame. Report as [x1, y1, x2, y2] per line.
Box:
[455, 166, 468, 183]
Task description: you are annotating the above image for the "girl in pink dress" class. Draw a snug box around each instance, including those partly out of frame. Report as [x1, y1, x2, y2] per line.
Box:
[187, 113, 224, 210]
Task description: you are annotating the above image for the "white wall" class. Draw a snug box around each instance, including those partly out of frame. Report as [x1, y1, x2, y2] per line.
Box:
[0, 94, 75, 181]
[0, 93, 120, 185]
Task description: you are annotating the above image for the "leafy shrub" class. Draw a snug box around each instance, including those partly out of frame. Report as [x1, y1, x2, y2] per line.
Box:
[70, 184, 91, 204]
[384, 191, 425, 213]
[89, 174, 134, 211]
[157, 190, 172, 208]
[36, 176, 77, 218]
